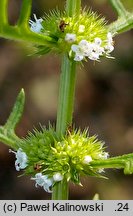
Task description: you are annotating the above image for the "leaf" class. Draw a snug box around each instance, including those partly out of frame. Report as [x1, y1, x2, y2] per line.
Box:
[4, 89, 25, 131]
[33, 45, 51, 56]
[0, 128, 16, 147]
[0, 89, 25, 148]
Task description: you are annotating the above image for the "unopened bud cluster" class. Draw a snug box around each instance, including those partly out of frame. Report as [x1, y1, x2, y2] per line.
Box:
[29, 10, 115, 62]
[10, 127, 108, 193]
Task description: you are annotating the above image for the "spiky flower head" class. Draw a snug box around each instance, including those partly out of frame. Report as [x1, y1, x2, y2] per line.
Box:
[30, 9, 115, 62]
[10, 126, 108, 193]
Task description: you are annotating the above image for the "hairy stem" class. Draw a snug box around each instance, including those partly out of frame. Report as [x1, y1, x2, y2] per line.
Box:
[52, 0, 81, 200]
[108, 14, 133, 34]
[109, 0, 128, 17]
[0, 25, 54, 45]
[108, 0, 133, 34]
[91, 153, 133, 174]
[0, 0, 55, 45]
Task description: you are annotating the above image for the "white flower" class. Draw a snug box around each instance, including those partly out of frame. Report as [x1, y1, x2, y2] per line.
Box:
[29, 14, 43, 33]
[71, 35, 114, 62]
[99, 152, 109, 159]
[71, 44, 84, 61]
[88, 38, 104, 61]
[65, 33, 76, 43]
[31, 173, 53, 193]
[79, 40, 94, 56]
[78, 25, 85, 33]
[88, 52, 100, 61]
[107, 32, 113, 43]
[74, 54, 84, 61]
[71, 40, 93, 61]
[83, 155, 92, 164]
[98, 168, 105, 173]
[105, 44, 114, 53]
[93, 39, 104, 54]
[105, 32, 114, 53]
[71, 38, 105, 62]
[9, 148, 28, 171]
[53, 173, 63, 182]
[94, 37, 102, 46]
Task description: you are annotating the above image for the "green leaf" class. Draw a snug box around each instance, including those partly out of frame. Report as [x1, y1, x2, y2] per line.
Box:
[0, 127, 18, 147]
[0, 89, 25, 148]
[5, 89, 25, 131]
[32, 46, 51, 56]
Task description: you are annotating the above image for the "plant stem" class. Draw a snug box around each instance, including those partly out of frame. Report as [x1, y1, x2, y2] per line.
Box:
[0, 0, 8, 26]
[109, 0, 128, 17]
[18, 0, 32, 28]
[56, 55, 76, 136]
[52, 54, 76, 200]
[66, 0, 81, 17]
[0, 0, 54, 45]
[52, 178, 69, 200]
[108, 0, 133, 34]
[108, 14, 133, 34]
[0, 25, 54, 46]
[91, 153, 133, 175]
[52, 0, 81, 200]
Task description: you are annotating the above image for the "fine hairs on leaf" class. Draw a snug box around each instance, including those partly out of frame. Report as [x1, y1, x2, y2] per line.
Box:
[0, 89, 25, 148]
[5, 89, 25, 132]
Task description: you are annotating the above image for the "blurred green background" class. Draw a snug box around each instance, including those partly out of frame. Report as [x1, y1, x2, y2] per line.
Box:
[0, 0, 133, 199]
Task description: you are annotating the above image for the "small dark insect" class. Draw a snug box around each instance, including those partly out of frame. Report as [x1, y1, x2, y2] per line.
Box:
[59, 20, 68, 32]
[34, 163, 42, 171]
[66, 125, 73, 136]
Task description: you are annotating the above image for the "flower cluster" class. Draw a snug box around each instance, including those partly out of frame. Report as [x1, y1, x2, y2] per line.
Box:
[29, 10, 115, 61]
[9, 127, 109, 193]
[70, 33, 114, 62]
[31, 172, 63, 193]
[10, 147, 63, 193]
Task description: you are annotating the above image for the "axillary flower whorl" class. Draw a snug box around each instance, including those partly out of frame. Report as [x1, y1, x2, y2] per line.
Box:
[10, 126, 108, 193]
[29, 9, 115, 62]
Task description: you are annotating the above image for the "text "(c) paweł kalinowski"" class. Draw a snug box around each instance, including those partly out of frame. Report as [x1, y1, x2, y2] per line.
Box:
[20, 202, 103, 212]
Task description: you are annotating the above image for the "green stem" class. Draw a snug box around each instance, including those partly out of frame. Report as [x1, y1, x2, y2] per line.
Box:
[108, 0, 133, 34]
[52, 55, 76, 200]
[52, 179, 69, 200]
[18, 0, 32, 28]
[66, 0, 81, 17]
[0, 131, 20, 148]
[91, 153, 133, 174]
[108, 14, 133, 34]
[0, 0, 55, 46]
[109, 0, 128, 17]
[52, 0, 81, 201]
[56, 55, 76, 136]
[0, 25, 54, 45]
[0, 0, 8, 26]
